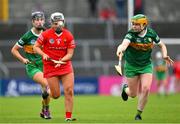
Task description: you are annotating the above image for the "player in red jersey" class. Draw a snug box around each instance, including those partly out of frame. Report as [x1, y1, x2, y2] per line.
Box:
[33, 12, 76, 121]
[173, 55, 180, 93]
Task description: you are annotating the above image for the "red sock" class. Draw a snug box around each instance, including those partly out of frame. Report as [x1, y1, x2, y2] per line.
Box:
[66, 112, 72, 119]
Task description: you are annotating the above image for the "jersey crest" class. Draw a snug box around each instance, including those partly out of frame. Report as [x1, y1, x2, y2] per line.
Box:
[30, 39, 36, 44]
[49, 38, 55, 44]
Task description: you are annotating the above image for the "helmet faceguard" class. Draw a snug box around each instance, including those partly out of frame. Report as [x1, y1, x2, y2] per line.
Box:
[50, 12, 65, 34]
[31, 11, 45, 31]
[50, 12, 65, 25]
[31, 11, 45, 20]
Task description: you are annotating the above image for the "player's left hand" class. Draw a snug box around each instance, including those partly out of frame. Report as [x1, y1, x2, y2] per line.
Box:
[163, 56, 174, 66]
[53, 60, 66, 68]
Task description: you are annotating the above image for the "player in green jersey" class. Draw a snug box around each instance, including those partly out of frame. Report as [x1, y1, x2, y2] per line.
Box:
[11, 11, 51, 119]
[154, 51, 168, 95]
[116, 14, 174, 120]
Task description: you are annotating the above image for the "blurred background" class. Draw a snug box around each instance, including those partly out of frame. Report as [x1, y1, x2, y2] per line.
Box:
[0, 0, 180, 96]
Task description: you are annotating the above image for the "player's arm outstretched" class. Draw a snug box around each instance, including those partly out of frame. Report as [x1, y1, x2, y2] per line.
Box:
[116, 39, 130, 59]
[115, 39, 130, 75]
[158, 41, 174, 65]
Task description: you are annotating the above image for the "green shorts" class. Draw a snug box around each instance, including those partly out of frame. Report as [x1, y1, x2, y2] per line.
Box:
[124, 61, 153, 78]
[155, 72, 167, 80]
[25, 60, 43, 79]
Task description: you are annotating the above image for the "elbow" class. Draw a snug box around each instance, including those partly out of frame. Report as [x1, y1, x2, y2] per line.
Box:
[11, 47, 15, 55]
[69, 54, 74, 60]
[11, 48, 13, 54]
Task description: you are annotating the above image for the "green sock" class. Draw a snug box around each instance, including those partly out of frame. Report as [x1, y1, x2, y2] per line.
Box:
[137, 110, 142, 115]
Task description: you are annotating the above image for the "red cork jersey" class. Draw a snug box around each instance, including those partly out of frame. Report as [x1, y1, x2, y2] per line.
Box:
[36, 28, 76, 78]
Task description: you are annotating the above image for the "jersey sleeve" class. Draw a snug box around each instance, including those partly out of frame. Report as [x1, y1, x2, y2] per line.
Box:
[36, 32, 45, 45]
[153, 34, 160, 44]
[124, 33, 133, 42]
[150, 28, 160, 44]
[16, 33, 28, 48]
[67, 31, 76, 49]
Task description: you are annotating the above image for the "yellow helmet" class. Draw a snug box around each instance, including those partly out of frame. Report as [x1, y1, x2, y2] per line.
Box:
[131, 14, 148, 26]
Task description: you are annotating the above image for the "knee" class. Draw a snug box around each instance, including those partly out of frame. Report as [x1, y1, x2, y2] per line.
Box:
[51, 92, 61, 99]
[42, 91, 49, 99]
[64, 87, 74, 97]
[128, 89, 137, 98]
[129, 92, 137, 98]
[142, 87, 150, 95]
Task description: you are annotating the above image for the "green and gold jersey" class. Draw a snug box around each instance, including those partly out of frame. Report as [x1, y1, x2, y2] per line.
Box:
[16, 29, 42, 62]
[154, 59, 167, 80]
[154, 59, 167, 73]
[124, 27, 160, 67]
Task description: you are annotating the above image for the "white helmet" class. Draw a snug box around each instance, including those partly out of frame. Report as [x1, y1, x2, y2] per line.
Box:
[50, 12, 65, 24]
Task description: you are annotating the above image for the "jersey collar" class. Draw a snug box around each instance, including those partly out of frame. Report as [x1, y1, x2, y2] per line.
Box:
[31, 28, 42, 37]
[138, 28, 147, 38]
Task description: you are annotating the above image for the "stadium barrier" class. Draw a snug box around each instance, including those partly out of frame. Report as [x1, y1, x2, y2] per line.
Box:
[0, 77, 98, 96]
[0, 75, 177, 96]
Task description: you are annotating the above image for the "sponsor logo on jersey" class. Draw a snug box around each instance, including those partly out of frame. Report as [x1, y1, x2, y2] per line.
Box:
[49, 46, 67, 50]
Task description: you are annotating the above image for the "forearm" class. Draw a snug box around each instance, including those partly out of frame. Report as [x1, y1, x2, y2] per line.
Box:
[11, 47, 25, 63]
[13, 51, 25, 62]
[159, 42, 168, 58]
[33, 41, 44, 56]
[116, 39, 130, 57]
[61, 53, 73, 62]
[117, 44, 126, 53]
[33, 46, 44, 57]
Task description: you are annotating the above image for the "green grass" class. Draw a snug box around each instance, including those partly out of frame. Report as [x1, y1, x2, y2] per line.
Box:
[0, 94, 180, 123]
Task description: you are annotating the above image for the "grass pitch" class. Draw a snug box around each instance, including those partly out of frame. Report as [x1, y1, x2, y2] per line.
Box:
[0, 94, 180, 123]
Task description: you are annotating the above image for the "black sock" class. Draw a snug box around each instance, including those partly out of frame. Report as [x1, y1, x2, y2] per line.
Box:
[136, 110, 142, 115]
[43, 105, 49, 110]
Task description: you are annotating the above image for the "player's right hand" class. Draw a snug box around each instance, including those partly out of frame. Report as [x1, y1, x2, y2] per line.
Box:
[163, 56, 174, 66]
[42, 53, 50, 60]
[116, 49, 120, 57]
[22, 58, 30, 64]
[116, 45, 123, 57]
[116, 51, 123, 61]
[53, 60, 66, 68]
